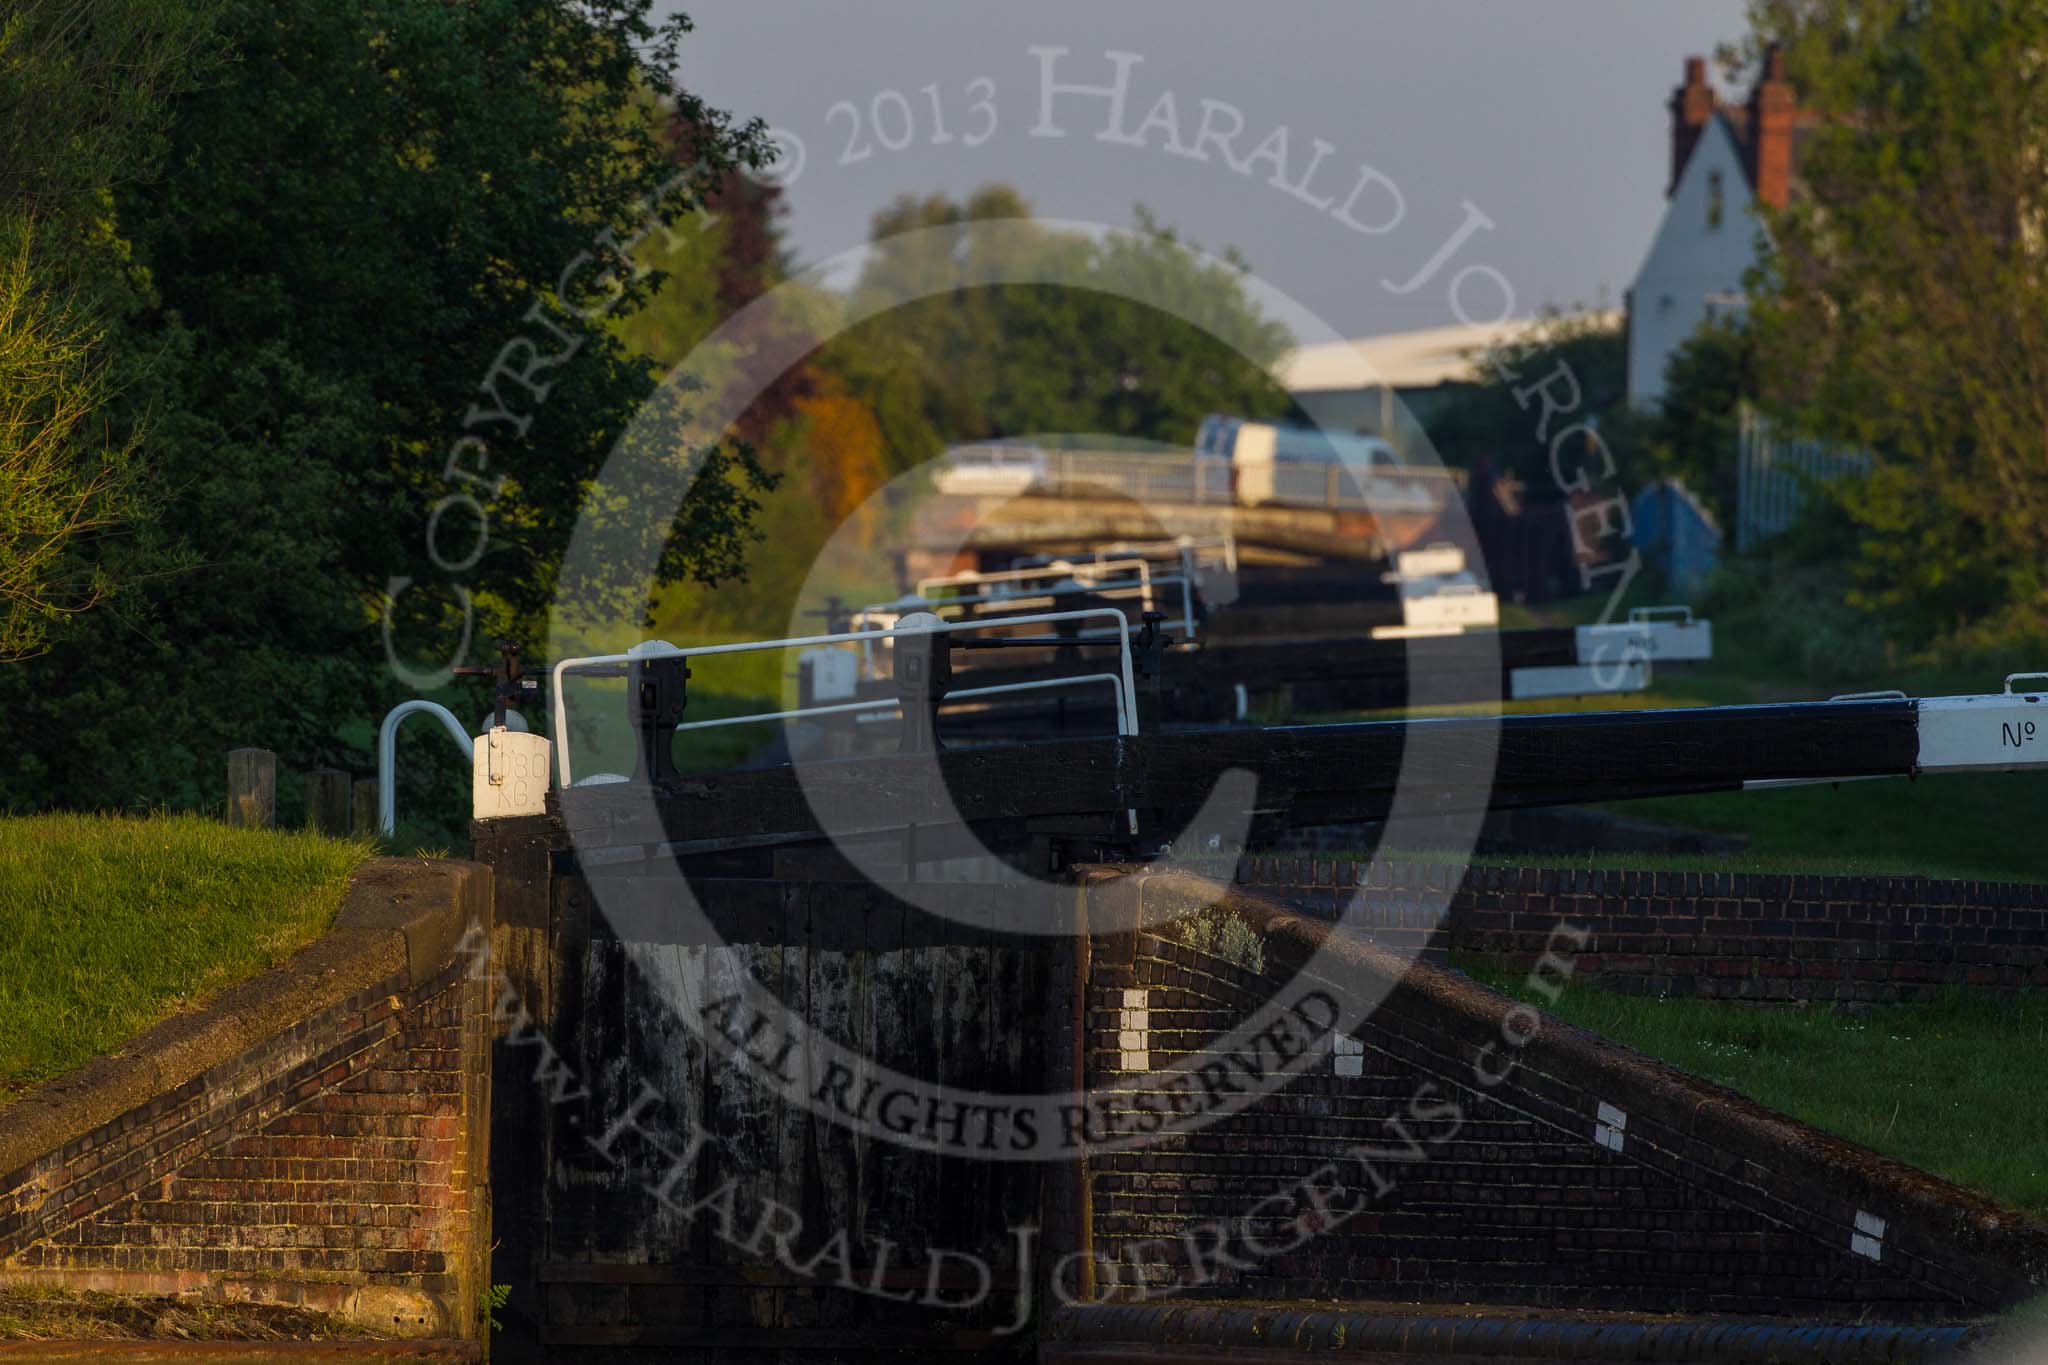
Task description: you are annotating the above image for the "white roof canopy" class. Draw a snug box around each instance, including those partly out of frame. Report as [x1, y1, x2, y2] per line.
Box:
[1279, 312, 1622, 393]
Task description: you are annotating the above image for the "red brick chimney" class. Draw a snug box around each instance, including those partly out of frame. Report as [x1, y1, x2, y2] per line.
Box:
[1668, 56, 1715, 195]
[1746, 45, 1796, 209]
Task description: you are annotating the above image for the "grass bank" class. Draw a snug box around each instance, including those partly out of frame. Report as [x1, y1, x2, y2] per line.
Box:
[0, 813, 369, 1101]
[1316, 585, 2048, 882]
[1326, 773, 2048, 882]
[1605, 773, 2048, 883]
[1470, 963, 2048, 1217]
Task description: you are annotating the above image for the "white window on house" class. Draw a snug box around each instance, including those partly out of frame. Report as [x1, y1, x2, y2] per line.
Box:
[1703, 291, 1746, 324]
[1707, 170, 1725, 230]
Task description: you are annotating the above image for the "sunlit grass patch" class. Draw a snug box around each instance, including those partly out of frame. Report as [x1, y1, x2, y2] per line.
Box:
[1468, 965, 2048, 1219]
[0, 812, 370, 1100]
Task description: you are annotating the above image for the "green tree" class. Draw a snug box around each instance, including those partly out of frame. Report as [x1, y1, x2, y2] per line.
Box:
[1738, 0, 2048, 638]
[0, 0, 224, 660]
[834, 187, 1294, 458]
[0, 0, 222, 228]
[1425, 311, 1649, 490]
[0, 234, 136, 661]
[1650, 318, 1755, 526]
[622, 185, 1295, 645]
[0, 0, 770, 818]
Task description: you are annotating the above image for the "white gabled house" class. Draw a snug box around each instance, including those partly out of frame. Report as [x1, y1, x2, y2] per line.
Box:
[1625, 51, 1809, 409]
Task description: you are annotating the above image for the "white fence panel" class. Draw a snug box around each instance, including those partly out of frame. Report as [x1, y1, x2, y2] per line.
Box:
[1736, 405, 1872, 552]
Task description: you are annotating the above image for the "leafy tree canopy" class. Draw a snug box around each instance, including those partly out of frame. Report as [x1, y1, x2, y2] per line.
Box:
[835, 187, 1295, 460]
[625, 182, 1297, 641]
[0, 0, 770, 821]
[1423, 311, 1650, 496]
[1737, 0, 2048, 638]
[1649, 318, 1756, 528]
[0, 0, 224, 661]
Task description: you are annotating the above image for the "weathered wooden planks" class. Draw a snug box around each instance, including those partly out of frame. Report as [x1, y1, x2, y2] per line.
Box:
[535, 876, 1048, 1343]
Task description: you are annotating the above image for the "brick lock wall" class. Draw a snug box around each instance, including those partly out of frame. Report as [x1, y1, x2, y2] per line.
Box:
[1233, 855, 2048, 1003]
[1075, 871, 2048, 1322]
[0, 860, 492, 1340]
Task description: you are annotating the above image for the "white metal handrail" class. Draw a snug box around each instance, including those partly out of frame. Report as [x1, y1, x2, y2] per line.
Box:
[877, 574, 1196, 640]
[1045, 449, 1234, 501]
[1093, 533, 1238, 577]
[377, 700, 474, 838]
[1008, 542, 1224, 576]
[675, 672, 1133, 738]
[917, 556, 1154, 602]
[551, 608, 1138, 786]
[987, 575, 1196, 642]
[847, 575, 1195, 682]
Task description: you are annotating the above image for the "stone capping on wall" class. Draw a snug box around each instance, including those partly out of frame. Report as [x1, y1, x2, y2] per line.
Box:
[1077, 865, 2048, 1307]
[0, 857, 483, 1184]
[1044, 1301, 1984, 1364]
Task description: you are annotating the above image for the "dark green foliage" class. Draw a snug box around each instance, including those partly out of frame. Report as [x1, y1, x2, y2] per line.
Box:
[0, 0, 770, 822]
[1649, 320, 1755, 526]
[1424, 312, 1651, 492]
[480, 1283, 513, 1334]
[1738, 0, 2048, 641]
[0, 0, 224, 229]
[0, 0, 225, 661]
[832, 188, 1295, 466]
[1700, 554, 1889, 687]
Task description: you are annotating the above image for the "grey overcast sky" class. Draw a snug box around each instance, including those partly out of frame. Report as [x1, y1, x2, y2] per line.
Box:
[668, 1, 1753, 343]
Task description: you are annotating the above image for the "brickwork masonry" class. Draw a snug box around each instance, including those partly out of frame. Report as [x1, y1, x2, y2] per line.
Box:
[1232, 855, 2048, 1003]
[1075, 868, 2048, 1321]
[0, 858, 493, 1343]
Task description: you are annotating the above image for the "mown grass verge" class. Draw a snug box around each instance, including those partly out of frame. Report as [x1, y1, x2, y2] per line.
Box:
[0, 813, 370, 1102]
[1603, 773, 2048, 884]
[1467, 961, 2048, 1218]
[1315, 686, 2048, 883]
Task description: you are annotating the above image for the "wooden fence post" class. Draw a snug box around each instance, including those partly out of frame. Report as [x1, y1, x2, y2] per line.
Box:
[351, 778, 379, 839]
[303, 768, 351, 835]
[226, 748, 276, 829]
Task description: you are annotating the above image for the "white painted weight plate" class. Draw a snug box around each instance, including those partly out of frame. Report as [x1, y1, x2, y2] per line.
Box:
[1576, 619, 1714, 664]
[1915, 692, 2048, 773]
[472, 727, 551, 820]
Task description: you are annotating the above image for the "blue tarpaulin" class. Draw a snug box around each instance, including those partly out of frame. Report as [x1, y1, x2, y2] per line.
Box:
[1630, 479, 1721, 597]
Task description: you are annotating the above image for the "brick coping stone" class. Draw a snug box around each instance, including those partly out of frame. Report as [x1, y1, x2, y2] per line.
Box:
[1045, 1301, 1986, 1362]
[0, 857, 482, 1209]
